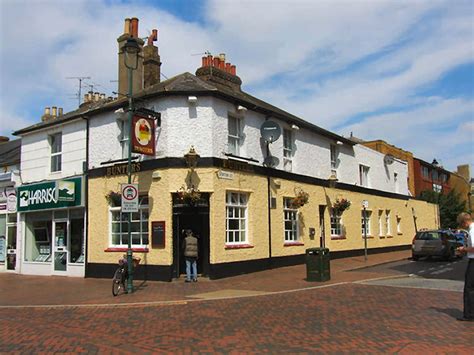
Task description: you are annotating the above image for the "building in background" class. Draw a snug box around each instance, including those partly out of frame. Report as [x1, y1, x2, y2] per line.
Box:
[450, 164, 472, 212]
[10, 18, 439, 280]
[413, 158, 452, 197]
[0, 137, 20, 272]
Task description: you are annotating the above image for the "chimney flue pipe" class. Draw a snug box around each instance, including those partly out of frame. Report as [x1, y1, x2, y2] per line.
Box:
[51, 106, 57, 117]
[58, 107, 63, 116]
[124, 18, 131, 35]
[130, 17, 139, 38]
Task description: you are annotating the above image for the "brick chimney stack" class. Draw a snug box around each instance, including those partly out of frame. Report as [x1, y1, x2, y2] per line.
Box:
[144, 29, 161, 88]
[117, 17, 144, 96]
[196, 53, 242, 91]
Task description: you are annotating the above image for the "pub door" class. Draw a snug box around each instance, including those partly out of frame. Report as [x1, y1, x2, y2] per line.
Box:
[172, 193, 210, 279]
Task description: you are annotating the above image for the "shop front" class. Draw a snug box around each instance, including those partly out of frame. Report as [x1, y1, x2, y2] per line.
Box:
[17, 176, 86, 277]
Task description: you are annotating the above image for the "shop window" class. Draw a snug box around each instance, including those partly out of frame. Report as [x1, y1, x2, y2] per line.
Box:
[385, 210, 392, 236]
[330, 209, 342, 236]
[228, 115, 242, 156]
[361, 210, 372, 236]
[226, 192, 248, 245]
[330, 145, 338, 176]
[110, 196, 149, 247]
[50, 133, 62, 172]
[24, 212, 53, 262]
[283, 129, 293, 172]
[359, 165, 370, 187]
[283, 198, 299, 242]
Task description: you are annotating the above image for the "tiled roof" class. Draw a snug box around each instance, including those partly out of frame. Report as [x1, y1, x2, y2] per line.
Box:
[0, 138, 21, 166]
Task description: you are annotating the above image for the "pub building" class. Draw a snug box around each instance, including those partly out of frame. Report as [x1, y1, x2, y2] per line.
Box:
[12, 18, 438, 279]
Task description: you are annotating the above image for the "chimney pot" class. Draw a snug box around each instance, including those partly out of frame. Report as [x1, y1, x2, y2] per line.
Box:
[100, 93, 106, 100]
[219, 53, 226, 62]
[83, 94, 89, 103]
[58, 107, 63, 116]
[226, 63, 231, 72]
[94, 92, 100, 101]
[213, 57, 219, 67]
[130, 17, 139, 38]
[230, 65, 236, 75]
[51, 106, 57, 117]
[202, 56, 207, 67]
[124, 18, 131, 35]
[45, 107, 51, 115]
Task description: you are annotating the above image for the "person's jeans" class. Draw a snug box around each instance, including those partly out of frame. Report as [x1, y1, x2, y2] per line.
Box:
[185, 257, 197, 281]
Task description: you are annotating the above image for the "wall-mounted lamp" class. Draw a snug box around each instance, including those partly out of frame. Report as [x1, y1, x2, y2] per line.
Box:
[184, 146, 200, 170]
[291, 124, 300, 130]
[237, 105, 247, 113]
[336, 140, 344, 146]
[188, 96, 198, 105]
[328, 173, 338, 188]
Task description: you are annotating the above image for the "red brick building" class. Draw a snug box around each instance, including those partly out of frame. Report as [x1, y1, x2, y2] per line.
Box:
[413, 158, 451, 197]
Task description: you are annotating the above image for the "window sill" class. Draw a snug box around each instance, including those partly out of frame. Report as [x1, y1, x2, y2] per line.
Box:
[379, 236, 386, 238]
[331, 235, 346, 240]
[386, 235, 394, 238]
[104, 247, 149, 253]
[397, 232, 403, 235]
[284, 242, 304, 247]
[362, 235, 374, 239]
[225, 244, 254, 250]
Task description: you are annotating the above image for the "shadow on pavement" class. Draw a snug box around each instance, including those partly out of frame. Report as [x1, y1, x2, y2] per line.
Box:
[430, 307, 464, 320]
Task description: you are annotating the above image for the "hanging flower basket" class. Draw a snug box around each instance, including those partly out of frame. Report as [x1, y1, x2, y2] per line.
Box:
[290, 188, 309, 209]
[105, 191, 121, 207]
[177, 185, 201, 206]
[332, 198, 351, 214]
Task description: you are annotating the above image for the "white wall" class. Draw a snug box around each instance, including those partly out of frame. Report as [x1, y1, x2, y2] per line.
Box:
[20, 119, 86, 183]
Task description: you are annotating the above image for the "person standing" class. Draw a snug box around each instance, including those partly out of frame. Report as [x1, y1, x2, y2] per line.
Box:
[456, 212, 474, 322]
[183, 229, 198, 282]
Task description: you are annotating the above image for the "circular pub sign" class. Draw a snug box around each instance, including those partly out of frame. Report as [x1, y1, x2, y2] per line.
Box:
[135, 118, 152, 145]
[132, 115, 155, 156]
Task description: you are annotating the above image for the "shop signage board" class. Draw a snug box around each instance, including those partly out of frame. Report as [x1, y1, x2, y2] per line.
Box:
[132, 114, 155, 156]
[17, 177, 83, 212]
[121, 183, 139, 212]
[55, 180, 75, 202]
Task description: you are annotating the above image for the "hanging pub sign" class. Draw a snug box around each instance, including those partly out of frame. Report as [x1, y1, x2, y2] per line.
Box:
[132, 114, 155, 156]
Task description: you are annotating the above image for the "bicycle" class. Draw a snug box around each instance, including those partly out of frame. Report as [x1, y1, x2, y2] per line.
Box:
[112, 255, 140, 296]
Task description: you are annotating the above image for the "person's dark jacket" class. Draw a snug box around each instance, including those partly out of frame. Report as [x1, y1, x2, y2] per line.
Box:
[184, 235, 198, 258]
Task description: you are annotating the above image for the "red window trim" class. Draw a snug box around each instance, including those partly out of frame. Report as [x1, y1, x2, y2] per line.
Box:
[104, 247, 149, 253]
[225, 244, 254, 250]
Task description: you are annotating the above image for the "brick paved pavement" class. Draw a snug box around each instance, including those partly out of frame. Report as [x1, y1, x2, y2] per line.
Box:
[1, 284, 472, 353]
[0, 250, 410, 306]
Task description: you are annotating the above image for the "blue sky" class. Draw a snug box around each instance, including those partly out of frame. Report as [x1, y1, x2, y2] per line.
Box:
[0, 0, 472, 172]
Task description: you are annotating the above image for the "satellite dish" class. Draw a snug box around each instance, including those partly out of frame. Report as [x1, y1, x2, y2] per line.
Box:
[260, 120, 281, 143]
[384, 154, 395, 165]
[264, 155, 280, 168]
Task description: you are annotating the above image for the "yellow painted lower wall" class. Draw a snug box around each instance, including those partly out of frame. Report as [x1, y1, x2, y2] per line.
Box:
[87, 167, 439, 267]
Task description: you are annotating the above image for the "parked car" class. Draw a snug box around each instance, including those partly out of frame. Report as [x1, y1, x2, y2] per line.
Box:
[412, 229, 464, 261]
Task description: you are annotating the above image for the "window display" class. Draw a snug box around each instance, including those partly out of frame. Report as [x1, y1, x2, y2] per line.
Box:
[24, 212, 52, 262]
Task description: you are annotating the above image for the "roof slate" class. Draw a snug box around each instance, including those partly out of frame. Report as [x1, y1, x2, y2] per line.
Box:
[0, 139, 21, 166]
[13, 72, 354, 145]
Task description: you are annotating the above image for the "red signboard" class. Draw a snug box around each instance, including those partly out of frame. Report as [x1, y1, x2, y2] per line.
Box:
[131, 114, 155, 156]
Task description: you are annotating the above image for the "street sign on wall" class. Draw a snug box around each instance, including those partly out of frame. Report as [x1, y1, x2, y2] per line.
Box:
[121, 183, 139, 212]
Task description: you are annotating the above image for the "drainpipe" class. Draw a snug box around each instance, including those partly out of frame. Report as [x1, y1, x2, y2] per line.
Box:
[83, 115, 90, 277]
[266, 142, 272, 268]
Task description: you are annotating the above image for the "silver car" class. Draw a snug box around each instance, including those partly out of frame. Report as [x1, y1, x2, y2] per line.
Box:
[411, 230, 463, 261]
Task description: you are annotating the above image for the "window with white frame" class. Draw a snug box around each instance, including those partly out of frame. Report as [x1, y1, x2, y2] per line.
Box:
[118, 119, 128, 159]
[378, 210, 384, 236]
[330, 209, 342, 236]
[330, 145, 338, 176]
[394, 172, 399, 193]
[385, 210, 391, 235]
[226, 192, 248, 244]
[359, 165, 370, 187]
[50, 133, 62, 172]
[361, 210, 372, 236]
[283, 198, 299, 242]
[396, 216, 402, 234]
[228, 115, 241, 156]
[110, 196, 149, 247]
[283, 129, 293, 172]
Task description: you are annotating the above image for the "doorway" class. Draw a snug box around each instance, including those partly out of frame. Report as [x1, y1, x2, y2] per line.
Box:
[52, 220, 68, 274]
[319, 205, 326, 248]
[172, 193, 210, 279]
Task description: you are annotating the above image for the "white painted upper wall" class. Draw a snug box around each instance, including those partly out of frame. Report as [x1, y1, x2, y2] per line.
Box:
[19, 94, 407, 195]
[20, 119, 86, 183]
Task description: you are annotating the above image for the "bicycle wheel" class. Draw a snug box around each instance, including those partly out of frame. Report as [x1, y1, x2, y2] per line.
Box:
[112, 268, 123, 296]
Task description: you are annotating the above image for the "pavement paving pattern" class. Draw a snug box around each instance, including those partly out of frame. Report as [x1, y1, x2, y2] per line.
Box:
[1, 283, 473, 353]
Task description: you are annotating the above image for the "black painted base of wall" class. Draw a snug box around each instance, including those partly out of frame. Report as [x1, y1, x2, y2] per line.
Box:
[86, 244, 411, 281]
[86, 263, 173, 282]
[208, 244, 411, 280]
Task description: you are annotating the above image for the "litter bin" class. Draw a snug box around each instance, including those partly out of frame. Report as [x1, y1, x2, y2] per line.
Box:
[306, 247, 330, 282]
